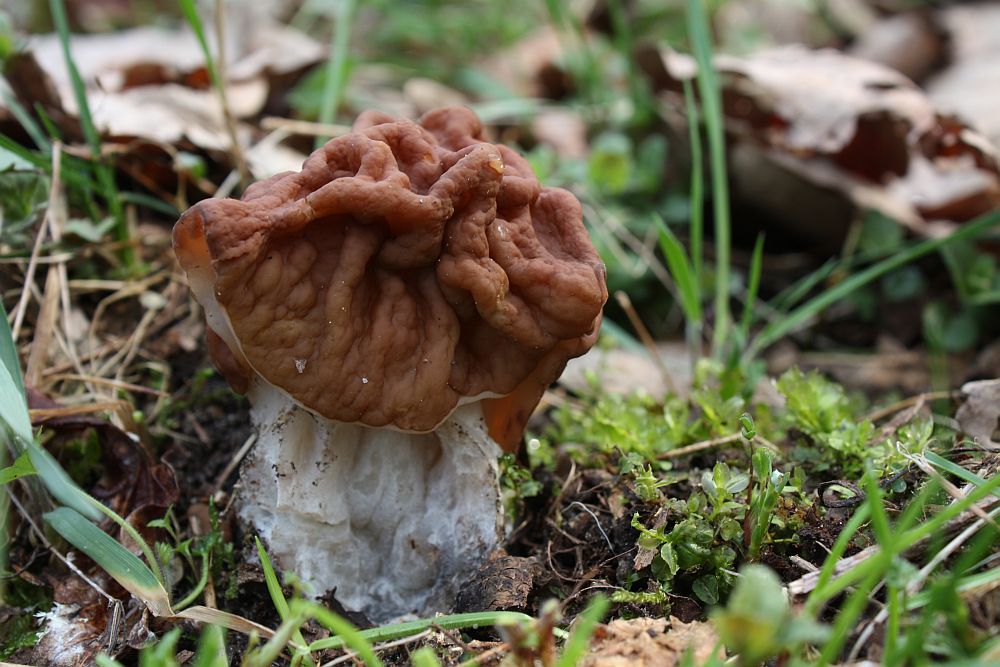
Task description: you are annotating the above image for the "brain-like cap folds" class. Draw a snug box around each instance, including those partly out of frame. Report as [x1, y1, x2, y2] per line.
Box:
[173, 107, 607, 450]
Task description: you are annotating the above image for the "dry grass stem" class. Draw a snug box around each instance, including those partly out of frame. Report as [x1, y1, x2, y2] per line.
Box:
[212, 433, 258, 494]
[658, 433, 742, 459]
[212, 0, 249, 187]
[614, 290, 678, 394]
[11, 143, 64, 341]
[322, 630, 433, 667]
[866, 391, 958, 422]
[260, 116, 352, 138]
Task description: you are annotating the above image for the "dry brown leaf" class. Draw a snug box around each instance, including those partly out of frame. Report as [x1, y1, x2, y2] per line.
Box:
[560, 343, 691, 398]
[927, 3, 1000, 150]
[532, 109, 588, 159]
[956, 379, 1000, 451]
[454, 550, 539, 613]
[27, 388, 180, 520]
[12, 21, 322, 155]
[478, 26, 569, 99]
[848, 10, 946, 84]
[639, 45, 1000, 246]
[580, 616, 721, 667]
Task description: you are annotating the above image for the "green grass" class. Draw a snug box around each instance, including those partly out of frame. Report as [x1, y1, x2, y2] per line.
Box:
[685, 0, 731, 358]
[315, 0, 358, 148]
[46, 0, 130, 268]
[4, 2, 1000, 664]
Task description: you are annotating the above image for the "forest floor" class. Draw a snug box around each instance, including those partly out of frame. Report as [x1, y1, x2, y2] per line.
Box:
[2, 1, 1000, 665]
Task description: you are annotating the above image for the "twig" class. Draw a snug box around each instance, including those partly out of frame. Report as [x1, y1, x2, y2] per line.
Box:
[29, 401, 135, 420]
[321, 629, 433, 667]
[658, 433, 741, 459]
[865, 391, 957, 423]
[212, 433, 257, 494]
[613, 291, 677, 394]
[11, 143, 63, 341]
[212, 0, 249, 186]
[260, 116, 352, 138]
[457, 641, 510, 666]
[47, 374, 169, 396]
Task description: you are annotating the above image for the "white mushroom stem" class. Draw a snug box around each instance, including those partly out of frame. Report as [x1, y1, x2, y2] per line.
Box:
[238, 381, 503, 621]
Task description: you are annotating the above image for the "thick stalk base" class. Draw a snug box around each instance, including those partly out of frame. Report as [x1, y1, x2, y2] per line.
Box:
[238, 384, 502, 620]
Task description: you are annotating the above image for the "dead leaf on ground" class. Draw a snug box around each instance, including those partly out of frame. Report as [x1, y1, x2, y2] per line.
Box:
[580, 616, 722, 667]
[33, 602, 108, 667]
[927, 3, 1000, 151]
[478, 26, 570, 99]
[455, 549, 540, 613]
[848, 9, 947, 85]
[27, 388, 179, 521]
[4, 20, 323, 190]
[638, 45, 1000, 250]
[956, 379, 1000, 450]
[716, 0, 839, 51]
[560, 342, 691, 398]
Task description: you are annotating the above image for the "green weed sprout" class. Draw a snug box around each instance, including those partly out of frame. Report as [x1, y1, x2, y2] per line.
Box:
[712, 565, 828, 666]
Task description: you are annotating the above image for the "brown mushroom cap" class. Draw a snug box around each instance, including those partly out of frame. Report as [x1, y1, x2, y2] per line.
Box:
[173, 107, 607, 450]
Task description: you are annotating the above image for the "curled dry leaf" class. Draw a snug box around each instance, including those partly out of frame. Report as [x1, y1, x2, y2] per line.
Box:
[956, 379, 1000, 451]
[5, 21, 322, 171]
[580, 616, 721, 667]
[848, 9, 948, 85]
[33, 601, 107, 667]
[639, 45, 1000, 247]
[27, 388, 179, 520]
[454, 549, 540, 613]
[927, 3, 1000, 151]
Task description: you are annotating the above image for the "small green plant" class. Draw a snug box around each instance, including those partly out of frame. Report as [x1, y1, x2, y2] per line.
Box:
[775, 368, 930, 477]
[712, 565, 829, 667]
[745, 448, 787, 560]
[542, 390, 692, 463]
[499, 452, 543, 517]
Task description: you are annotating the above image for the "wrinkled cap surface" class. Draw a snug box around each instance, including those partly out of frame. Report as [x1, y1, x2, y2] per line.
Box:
[174, 107, 607, 450]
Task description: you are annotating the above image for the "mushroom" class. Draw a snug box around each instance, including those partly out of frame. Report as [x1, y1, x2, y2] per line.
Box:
[172, 107, 607, 619]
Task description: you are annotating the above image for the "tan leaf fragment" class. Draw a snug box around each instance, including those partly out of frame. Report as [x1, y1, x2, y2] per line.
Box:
[580, 616, 722, 667]
[640, 45, 1000, 246]
[956, 379, 1000, 451]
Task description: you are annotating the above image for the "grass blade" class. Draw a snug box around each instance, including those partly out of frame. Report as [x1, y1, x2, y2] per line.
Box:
[315, 0, 357, 147]
[685, 0, 731, 356]
[656, 215, 702, 324]
[556, 594, 609, 667]
[44, 506, 172, 615]
[738, 234, 765, 341]
[748, 210, 1000, 359]
[178, 0, 218, 86]
[255, 537, 313, 665]
[682, 78, 704, 281]
[47, 0, 127, 262]
[0, 450, 35, 484]
[0, 301, 25, 404]
[0, 356, 31, 444]
[298, 600, 382, 666]
[192, 623, 227, 667]
[308, 610, 556, 652]
[256, 537, 291, 620]
[924, 451, 999, 499]
[410, 647, 443, 667]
